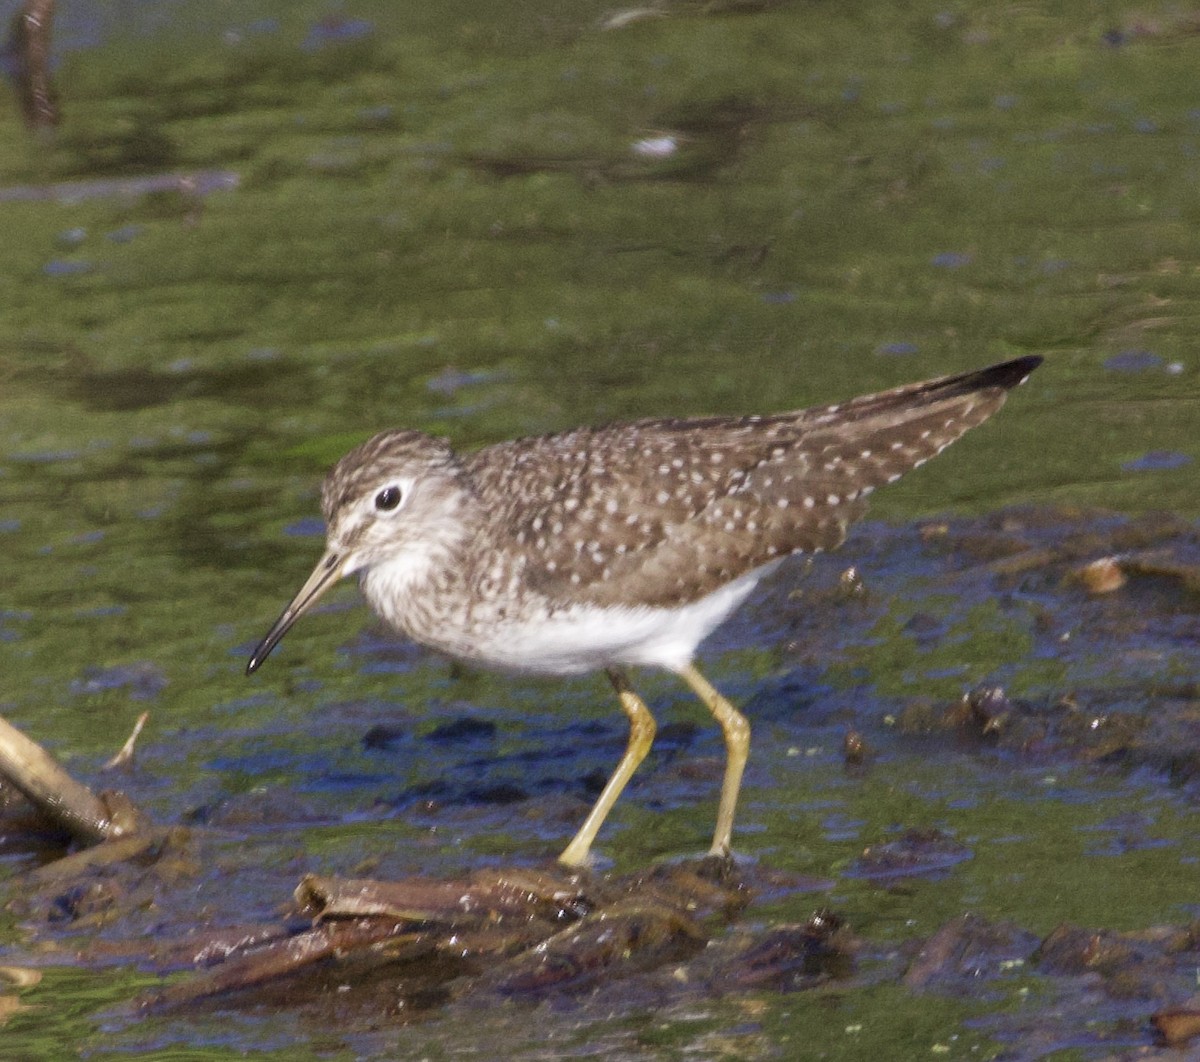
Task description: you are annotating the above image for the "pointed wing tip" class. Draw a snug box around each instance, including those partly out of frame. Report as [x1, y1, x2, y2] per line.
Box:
[987, 354, 1043, 390]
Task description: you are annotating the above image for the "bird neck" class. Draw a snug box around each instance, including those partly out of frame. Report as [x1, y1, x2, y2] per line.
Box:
[356, 487, 476, 637]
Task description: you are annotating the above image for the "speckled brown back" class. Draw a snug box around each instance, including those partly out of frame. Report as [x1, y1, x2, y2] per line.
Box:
[462, 357, 1040, 608]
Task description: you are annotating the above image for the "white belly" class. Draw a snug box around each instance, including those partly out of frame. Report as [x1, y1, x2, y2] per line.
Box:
[451, 562, 781, 676]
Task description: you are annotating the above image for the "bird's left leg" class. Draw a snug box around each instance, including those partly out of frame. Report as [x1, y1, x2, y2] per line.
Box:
[677, 663, 749, 857]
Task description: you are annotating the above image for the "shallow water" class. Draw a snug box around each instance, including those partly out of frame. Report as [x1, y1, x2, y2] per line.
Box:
[0, 1, 1197, 1058]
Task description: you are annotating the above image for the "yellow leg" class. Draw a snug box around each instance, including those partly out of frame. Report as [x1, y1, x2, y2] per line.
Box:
[678, 663, 749, 857]
[558, 668, 657, 867]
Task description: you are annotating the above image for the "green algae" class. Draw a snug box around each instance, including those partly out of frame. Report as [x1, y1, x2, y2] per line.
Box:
[0, 1, 1197, 1058]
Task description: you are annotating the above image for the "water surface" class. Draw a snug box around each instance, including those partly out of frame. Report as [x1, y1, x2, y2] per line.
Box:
[0, 1, 1197, 1058]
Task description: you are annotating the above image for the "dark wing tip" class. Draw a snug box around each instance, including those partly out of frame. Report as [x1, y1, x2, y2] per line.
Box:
[919, 355, 1042, 408]
[974, 355, 1043, 391]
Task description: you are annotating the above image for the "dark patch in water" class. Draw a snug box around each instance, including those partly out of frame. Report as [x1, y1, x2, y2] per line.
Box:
[425, 717, 498, 744]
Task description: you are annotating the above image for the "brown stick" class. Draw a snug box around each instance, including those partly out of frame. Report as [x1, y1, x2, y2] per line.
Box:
[7, 0, 59, 129]
[0, 713, 130, 845]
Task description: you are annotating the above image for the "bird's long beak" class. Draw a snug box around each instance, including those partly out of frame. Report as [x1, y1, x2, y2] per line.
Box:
[246, 549, 346, 675]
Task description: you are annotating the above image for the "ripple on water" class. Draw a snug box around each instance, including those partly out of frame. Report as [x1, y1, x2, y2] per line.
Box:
[69, 661, 168, 700]
[1122, 450, 1192, 472]
[1105, 350, 1163, 373]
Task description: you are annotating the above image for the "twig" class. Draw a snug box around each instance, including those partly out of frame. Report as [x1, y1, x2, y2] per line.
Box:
[103, 712, 149, 771]
[0, 713, 135, 845]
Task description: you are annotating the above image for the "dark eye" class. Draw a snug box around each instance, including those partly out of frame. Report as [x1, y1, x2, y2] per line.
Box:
[375, 485, 403, 511]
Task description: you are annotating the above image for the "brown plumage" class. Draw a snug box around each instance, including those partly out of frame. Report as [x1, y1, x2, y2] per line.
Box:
[249, 355, 1042, 864]
[464, 356, 1033, 609]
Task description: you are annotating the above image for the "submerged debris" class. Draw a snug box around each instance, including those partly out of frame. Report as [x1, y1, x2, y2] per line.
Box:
[847, 827, 973, 882]
[903, 913, 1037, 989]
[1153, 1006, 1200, 1048]
[729, 909, 855, 990]
[1074, 556, 1128, 594]
[142, 856, 837, 1014]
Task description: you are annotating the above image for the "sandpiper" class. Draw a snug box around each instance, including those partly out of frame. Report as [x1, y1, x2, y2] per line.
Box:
[247, 356, 1042, 865]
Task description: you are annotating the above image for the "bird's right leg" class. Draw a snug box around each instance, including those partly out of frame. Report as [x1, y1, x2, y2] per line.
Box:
[557, 667, 657, 867]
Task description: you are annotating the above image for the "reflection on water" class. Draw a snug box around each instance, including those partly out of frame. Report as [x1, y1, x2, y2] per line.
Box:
[0, 0, 1197, 1057]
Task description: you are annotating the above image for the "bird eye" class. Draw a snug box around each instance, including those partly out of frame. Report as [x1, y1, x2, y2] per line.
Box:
[374, 485, 403, 512]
